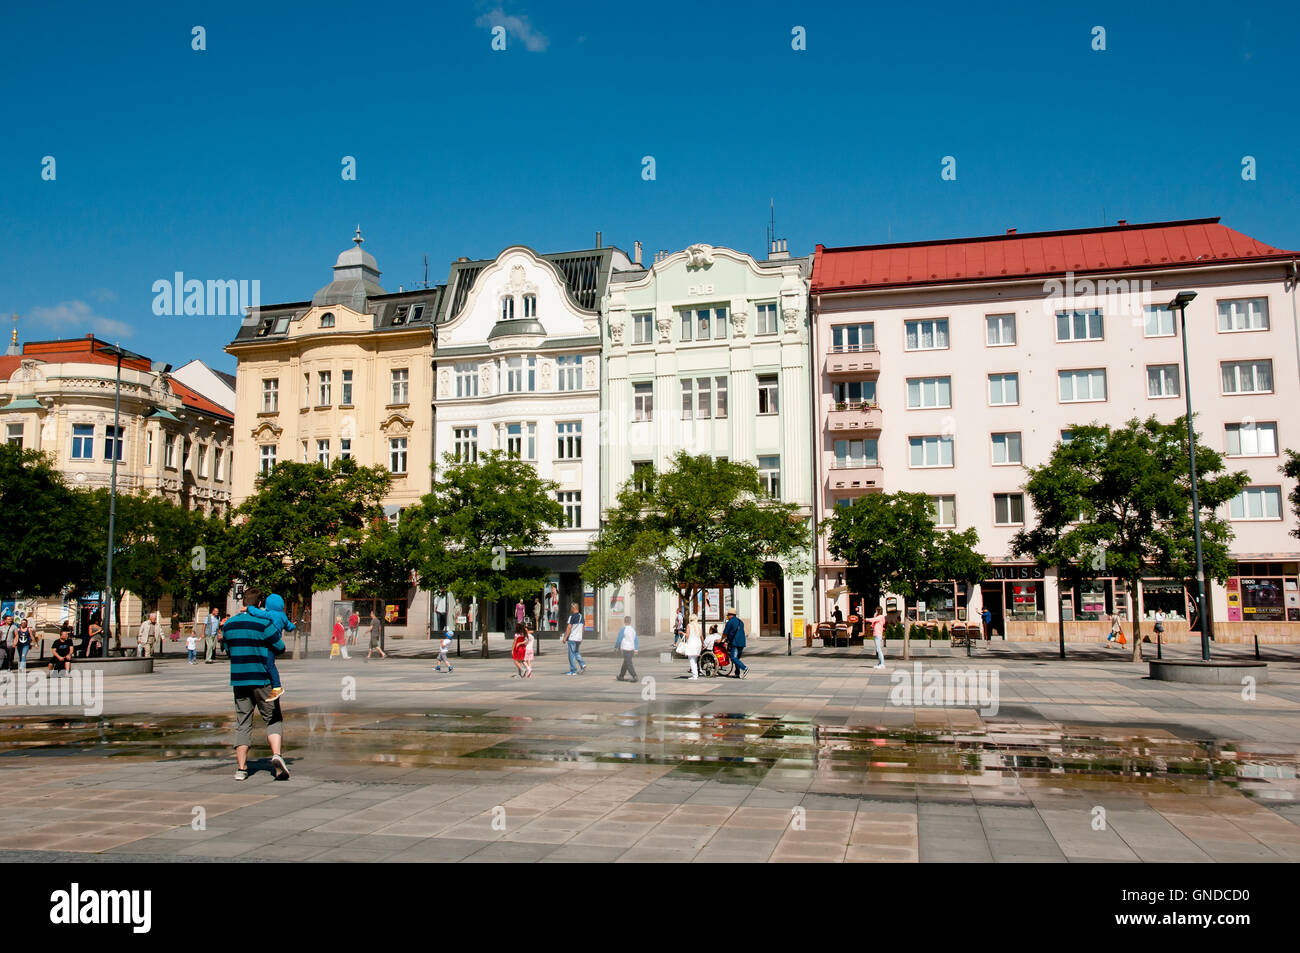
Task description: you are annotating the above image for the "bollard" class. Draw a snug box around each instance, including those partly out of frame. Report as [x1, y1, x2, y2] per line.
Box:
[1157, 627, 1162, 660]
[1254, 633, 1260, 661]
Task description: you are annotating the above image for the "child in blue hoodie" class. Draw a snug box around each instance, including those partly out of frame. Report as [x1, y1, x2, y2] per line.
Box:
[247, 593, 294, 700]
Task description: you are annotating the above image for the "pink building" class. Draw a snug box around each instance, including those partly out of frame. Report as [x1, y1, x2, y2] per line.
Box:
[811, 218, 1300, 643]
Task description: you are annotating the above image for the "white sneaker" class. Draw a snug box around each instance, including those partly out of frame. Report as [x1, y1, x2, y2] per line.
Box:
[874, 663, 885, 669]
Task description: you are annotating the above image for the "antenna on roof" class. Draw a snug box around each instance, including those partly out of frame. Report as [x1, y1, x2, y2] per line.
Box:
[768, 198, 775, 253]
[423, 255, 429, 289]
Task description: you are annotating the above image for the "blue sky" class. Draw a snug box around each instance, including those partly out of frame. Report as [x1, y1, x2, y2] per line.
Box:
[5, 1, 1298, 373]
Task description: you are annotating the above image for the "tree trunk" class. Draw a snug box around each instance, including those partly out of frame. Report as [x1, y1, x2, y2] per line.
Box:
[479, 600, 489, 658]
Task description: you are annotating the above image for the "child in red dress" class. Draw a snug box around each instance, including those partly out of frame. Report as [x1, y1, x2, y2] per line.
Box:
[511, 624, 527, 677]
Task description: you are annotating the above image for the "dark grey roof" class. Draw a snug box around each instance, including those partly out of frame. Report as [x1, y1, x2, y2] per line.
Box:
[487, 318, 546, 340]
[213, 369, 236, 388]
[227, 287, 444, 347]
[438, 246, 634, 323]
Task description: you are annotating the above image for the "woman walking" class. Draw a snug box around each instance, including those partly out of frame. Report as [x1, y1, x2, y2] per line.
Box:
[331, 615, 349, 660]
[682, 612, 702, 680]
[523, 624, 536, 678]
[1106, 613, 1125, 648]
[15, 619, 34, 672]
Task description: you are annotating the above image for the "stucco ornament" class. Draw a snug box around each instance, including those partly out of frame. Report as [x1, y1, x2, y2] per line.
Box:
[730, 305, 748, 338]
[479, 362, 492, 394]
[540, 360, 553, 389]
[504, 263, 537, 296]
[9, 360, 46, 385]
[583, 359, 597, 389]
[684, 244, 714, 268]
[781, 297, 803, 334]
[438, 367, 450, 397]
[608, 314, 625, 347]
[656, 312, 673, 343]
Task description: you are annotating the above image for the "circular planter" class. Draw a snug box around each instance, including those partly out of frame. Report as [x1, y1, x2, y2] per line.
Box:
[1148, 659, 1267, 684]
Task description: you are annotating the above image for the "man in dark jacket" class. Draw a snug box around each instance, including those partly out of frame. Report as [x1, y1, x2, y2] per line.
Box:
[722, 607, 748, 678]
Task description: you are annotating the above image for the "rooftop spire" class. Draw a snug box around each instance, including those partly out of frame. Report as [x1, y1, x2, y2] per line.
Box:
[6, 314, 17, 356]
[353, 224, 364, 247]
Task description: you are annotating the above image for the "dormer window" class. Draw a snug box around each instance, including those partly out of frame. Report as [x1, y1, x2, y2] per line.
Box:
[273, 315, 291, 334]
[256, 318, 273, 336]
[501, 297, 515, 321]
[320, 312, 336, 328]
[409, 304, 425, 322]
[393, 305, 409, 325]
[523, 294, 537, 318]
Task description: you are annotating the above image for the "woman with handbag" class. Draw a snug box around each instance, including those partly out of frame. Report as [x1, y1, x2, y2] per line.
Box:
[678, 612, 703, 680]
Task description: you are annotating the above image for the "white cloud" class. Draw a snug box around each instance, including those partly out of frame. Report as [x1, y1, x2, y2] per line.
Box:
[28, 300, 135, 340]
[476, 7, 550, 52]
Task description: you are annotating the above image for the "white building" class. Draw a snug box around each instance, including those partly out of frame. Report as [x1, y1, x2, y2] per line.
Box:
[601, 241, 813, 639]
[433, 243, 635, 635]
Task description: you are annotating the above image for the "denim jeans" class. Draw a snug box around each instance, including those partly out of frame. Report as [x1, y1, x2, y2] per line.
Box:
[566, 640, 585, 673]
[873, 633, 884, 665]
[17, 643, 30, 672]
[729, 645, 747, 673]
[187, 648, 197, 662]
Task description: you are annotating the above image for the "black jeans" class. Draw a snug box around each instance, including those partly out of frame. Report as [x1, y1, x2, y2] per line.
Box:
[618, 651, 638, 681]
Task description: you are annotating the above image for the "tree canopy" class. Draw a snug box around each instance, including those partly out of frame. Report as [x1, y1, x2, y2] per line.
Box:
[0, 444, 96, 598]
[582, 452, 811, 616]
[826, 490, 988, 658]
[1013, 416, 1246, 660]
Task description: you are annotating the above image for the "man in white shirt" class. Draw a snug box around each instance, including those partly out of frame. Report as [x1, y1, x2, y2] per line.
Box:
[563, 602, 585, 675]
[615, 616, 638, 682]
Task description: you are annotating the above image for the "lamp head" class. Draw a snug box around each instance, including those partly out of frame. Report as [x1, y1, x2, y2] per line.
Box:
[1166, 291, 1197, 311]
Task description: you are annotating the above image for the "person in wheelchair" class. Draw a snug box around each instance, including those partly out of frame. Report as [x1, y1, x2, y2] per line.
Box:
[699, 624, 732, 677]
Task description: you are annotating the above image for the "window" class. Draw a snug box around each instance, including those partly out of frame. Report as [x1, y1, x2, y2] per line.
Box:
[320, 312, 335, 328]
[681, 378, 715, 420]
[389, 437, 407, 474]
[991, 432, 1023, 465]
[261, 378, 279, 413]
[909, 436, 954, 468]
[757, 302, 779, 335]
[906, 376, 952, 409]
[455, 362, 478, 398]
[390, 368, 409, 404]
[341, 370, 353, 406]
[679, 307, 727, 341]
[1225, 421, 1278, 457]
[2, 423, 22, 447]
[505, 356, 536, 393]
[103, 425, 124, 461]
[339, 439, 351, 461]
[197, 444, 208, 478]
[1147, 364, 1180, 398]
[557, 355, 583, 391]
[317, 439, 330, 465]
[556, 421, 582, 460]
[833, 438, 879, 468]
[831, 323, 875, 352]
[505, 422, 536, 460]
[259, 444, 276, 474]
[501, 297, 515, 321]
[72, 424, 94, 460]
[523, 293, 537, 318]
[273, 315, 290, 334]
[633, 382, 653, 422]
[1058, 368, 1107, 402]
[453, 427, 478, 463]
[1229, 486, 1282, 520]
[1218, 297, 1269, 332]
[931, 495, 957, 527]
[994, 493, 1026, 525]
[714, 376, 727, 418]
[165, 433, 176, 468]
[1144, 305, 1175, 337]
[680, 379, 694, 420]
[680, 309, 692, 342]
[557, 491, 581, 529]
[632, 461, 653, 491]
[758, 455, 780, 497]
[757, 375, 779, 415]
[214, 448, 224, 481]
[986, 314, 1016, 346]
[318, 371, 331, 406]
[904, 318, 948, 351]
[301, 440, 308, 463]
[633, 312, 654, 344]
[988, 373, 1019, 406]
[833, 380, 876, 405]
[302, 373, 309, 409]
[1221, 360, 1273, 395]
[1055, 309, 1104, 342]
[1060, 430, 1073, 444]
[145, 429, 153, 466]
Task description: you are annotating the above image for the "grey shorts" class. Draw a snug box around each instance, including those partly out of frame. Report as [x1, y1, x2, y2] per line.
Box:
[233, 685, 283, 749]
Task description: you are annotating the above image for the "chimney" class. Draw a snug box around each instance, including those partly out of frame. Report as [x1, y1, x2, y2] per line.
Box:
[1117, 219, 1127, 225]
[768, 237, 790, 261]
[1006, 228, 1016, 235]
[595, 231, 602, 249]
[634, 241, 642, 266]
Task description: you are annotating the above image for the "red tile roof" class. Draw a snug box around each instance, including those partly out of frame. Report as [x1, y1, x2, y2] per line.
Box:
[167, 377, 233, 421]
[812, 218, 1299, 293]
[0, 356, 22, 382]
[20, 334, 154, 372]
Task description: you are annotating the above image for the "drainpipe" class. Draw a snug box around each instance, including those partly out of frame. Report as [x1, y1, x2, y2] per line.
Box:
[1290, 259, 1300, 394]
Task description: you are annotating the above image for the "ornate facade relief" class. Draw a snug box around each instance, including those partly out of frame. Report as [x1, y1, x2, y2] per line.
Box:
[684, 244, 715, 268]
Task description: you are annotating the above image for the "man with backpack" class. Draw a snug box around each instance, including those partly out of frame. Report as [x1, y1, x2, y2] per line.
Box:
[0, 613, 16, 671]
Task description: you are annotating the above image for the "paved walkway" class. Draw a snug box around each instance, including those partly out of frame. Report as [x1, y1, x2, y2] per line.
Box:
[1, 636, 1297, 862]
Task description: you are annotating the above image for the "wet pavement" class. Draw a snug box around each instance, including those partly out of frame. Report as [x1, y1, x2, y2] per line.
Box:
[1, 638, 1298, 862]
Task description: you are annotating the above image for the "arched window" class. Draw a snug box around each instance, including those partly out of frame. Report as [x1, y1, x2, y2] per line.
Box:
[523, 293, 537, 318]
[501, 297, 515, 321]
[320, 312, 335, 328]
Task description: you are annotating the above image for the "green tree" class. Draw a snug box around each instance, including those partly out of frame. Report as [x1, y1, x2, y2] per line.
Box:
[826, 491, 989, 659]
[583, 452, 811, 630]
[1282, 450, 1300, 538]
[1013, 417, 1246, 661]
[174, 510, 238, 611]
[231, 459, 391, 656]
[339, 512, 418, 629]
[0, 444, 96, 597]
[405, 451, 562, 658]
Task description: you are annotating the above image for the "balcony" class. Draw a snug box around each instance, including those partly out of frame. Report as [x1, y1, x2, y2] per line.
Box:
[826, 346, 880, 377]
[826, 402, 882, 434]
[827, 464, 884, 496]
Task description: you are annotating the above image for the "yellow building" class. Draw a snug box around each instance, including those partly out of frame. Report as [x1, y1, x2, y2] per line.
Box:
[0, 330, 234, 641]
[225, 230, 442, 639]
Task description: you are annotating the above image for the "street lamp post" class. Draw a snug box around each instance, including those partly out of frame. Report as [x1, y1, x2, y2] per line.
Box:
[1168, 292, 1211, 662]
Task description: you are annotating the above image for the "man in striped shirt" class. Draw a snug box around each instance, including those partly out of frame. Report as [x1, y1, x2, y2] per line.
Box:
[225, 588, 289, 781]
